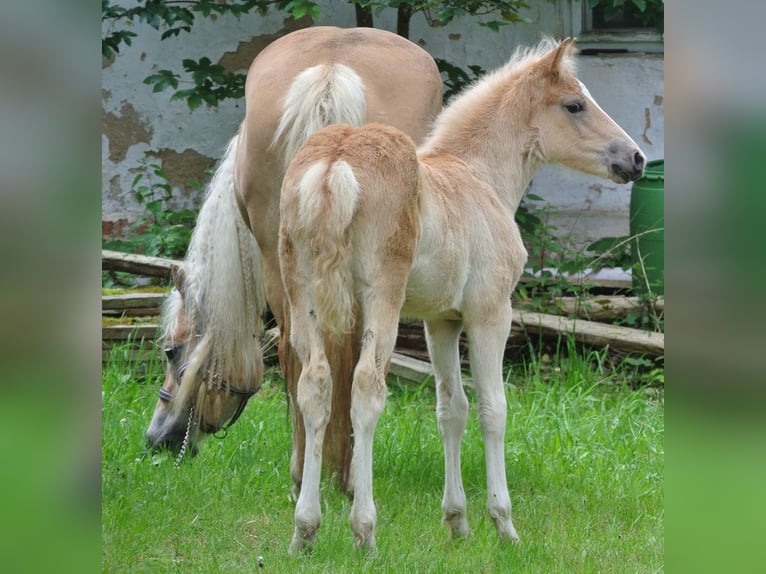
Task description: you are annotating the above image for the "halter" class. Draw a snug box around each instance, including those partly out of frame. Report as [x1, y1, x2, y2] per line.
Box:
[158, 358, 258, 435]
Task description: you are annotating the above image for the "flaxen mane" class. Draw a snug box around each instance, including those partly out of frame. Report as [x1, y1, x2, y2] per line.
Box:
[163, 134, 265, 421]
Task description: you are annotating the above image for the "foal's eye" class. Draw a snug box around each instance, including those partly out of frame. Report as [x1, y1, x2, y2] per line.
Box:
[164, 347, 178, 362]
[565, 101, 584, 114]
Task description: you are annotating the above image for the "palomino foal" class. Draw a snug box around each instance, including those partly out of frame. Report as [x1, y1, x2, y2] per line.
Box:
[279, 38, 645, 552]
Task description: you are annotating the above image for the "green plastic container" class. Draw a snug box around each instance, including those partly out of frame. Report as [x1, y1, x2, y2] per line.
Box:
[630, 159, 664, 295]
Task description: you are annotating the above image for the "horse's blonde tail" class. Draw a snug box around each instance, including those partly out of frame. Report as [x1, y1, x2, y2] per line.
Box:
[272, 63, 366, 168]
[295, 160, 360, 339]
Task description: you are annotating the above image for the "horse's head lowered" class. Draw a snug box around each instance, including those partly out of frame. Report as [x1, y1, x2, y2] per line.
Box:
[145, 268, 263, 455]
[525, 38, 645, 183]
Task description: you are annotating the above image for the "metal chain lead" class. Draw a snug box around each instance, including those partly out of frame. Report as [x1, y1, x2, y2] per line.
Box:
[174, 404, 195, 469]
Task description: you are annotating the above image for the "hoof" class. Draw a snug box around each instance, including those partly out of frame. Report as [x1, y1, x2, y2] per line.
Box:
[443, 510, 470, 538]
[288, 533, 314, 556]
[354, 532, 377, 553]
[350, 518, 377, 552]
[288, 519, 319, 556]
[495, 519, 520, 543]
[355, 542, 378, 559]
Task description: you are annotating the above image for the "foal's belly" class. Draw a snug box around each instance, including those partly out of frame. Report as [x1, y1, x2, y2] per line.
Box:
[400, 268, 464, 321]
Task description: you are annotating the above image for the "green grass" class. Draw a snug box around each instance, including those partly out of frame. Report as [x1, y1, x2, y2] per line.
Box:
[102, 344, 663, 573]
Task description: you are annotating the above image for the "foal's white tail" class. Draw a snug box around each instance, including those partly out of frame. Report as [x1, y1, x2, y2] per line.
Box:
[295, 160, 361, 339]
[272, 63, 366, 169]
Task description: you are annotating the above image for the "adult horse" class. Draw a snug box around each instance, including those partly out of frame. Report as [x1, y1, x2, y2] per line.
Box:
[279, 38, 645, 552]
[145, 27, 443, 487]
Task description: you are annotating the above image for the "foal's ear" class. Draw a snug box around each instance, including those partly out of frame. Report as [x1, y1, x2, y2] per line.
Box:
[546, 37, 576, 82]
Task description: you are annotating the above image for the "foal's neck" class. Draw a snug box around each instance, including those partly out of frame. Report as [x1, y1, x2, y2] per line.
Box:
[418, 74, 541, 215]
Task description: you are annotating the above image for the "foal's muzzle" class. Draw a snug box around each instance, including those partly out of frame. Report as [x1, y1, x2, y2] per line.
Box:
[609, 148, 646, 183]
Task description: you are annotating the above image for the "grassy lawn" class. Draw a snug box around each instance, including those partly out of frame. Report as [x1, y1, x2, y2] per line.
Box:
[102, 343, 663, 573]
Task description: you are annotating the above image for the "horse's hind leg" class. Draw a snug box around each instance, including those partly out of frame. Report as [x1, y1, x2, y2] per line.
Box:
[465, 301, 519, 542]
[425, 318, 470, 538]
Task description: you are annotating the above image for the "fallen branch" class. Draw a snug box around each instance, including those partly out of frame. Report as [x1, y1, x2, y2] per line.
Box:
[536, 295, 665, 322]
[514, 310, 664, 356]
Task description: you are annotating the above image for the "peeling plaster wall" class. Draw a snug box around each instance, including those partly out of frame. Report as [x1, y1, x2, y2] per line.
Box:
[102, 1, 663, 247]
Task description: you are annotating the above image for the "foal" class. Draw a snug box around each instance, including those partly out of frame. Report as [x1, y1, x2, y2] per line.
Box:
[279, 38, 645, 552]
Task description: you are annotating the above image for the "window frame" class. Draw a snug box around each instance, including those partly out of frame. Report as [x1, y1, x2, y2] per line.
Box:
[562, 0, 664, 54]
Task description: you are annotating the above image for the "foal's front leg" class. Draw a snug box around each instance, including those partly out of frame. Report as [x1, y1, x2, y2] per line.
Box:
[425, 319, 470, 538]
[465, 303, 519, 542]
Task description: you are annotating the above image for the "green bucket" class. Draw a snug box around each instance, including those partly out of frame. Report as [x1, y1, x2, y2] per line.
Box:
[630, 159, 664, 295]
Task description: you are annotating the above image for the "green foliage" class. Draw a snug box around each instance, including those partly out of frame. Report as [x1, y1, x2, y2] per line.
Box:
[586, 235, 632, 271]
[103, 160, 199, 277]
[282, 0, 321, 19]
[515, 197, 579, 309]
[357, 0, 531, 29]
[435, 59, 486, 104]
[167, 57, 247, 110]
[102, 0, 275, 59]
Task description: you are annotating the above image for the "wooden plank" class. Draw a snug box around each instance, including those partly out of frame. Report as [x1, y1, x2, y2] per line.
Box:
[102, 324, 160, 341]
[102, 293, 167, 311]
[103, 308, 162, 318]
[514, 310, 664, 356]
[389, 352, 433, 383]
[517, 273, 631, 290]
[102, 249, 181, 279]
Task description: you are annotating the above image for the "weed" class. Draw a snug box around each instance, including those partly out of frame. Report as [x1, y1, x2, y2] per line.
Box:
[103, 160, 200, 287]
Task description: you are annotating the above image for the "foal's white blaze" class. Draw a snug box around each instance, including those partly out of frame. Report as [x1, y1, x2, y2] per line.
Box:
[577, 79, 593, 100]
[578, 79, 637, 144]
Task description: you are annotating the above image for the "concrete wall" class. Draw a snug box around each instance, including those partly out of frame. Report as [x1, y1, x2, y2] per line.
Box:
[102, 1, 663, 247]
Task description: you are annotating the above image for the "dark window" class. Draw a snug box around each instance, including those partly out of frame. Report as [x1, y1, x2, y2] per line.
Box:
[592, 4, 646, 30]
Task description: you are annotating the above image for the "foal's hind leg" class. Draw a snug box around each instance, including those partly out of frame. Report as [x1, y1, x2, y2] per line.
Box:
[288, 298, 333, 554]
[465, 301, 519, 542]
[425, 318, 470, 538]
[348, 294, 402, 550]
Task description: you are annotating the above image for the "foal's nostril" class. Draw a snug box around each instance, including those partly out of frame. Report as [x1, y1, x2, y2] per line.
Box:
[634, 152, 645, 172]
